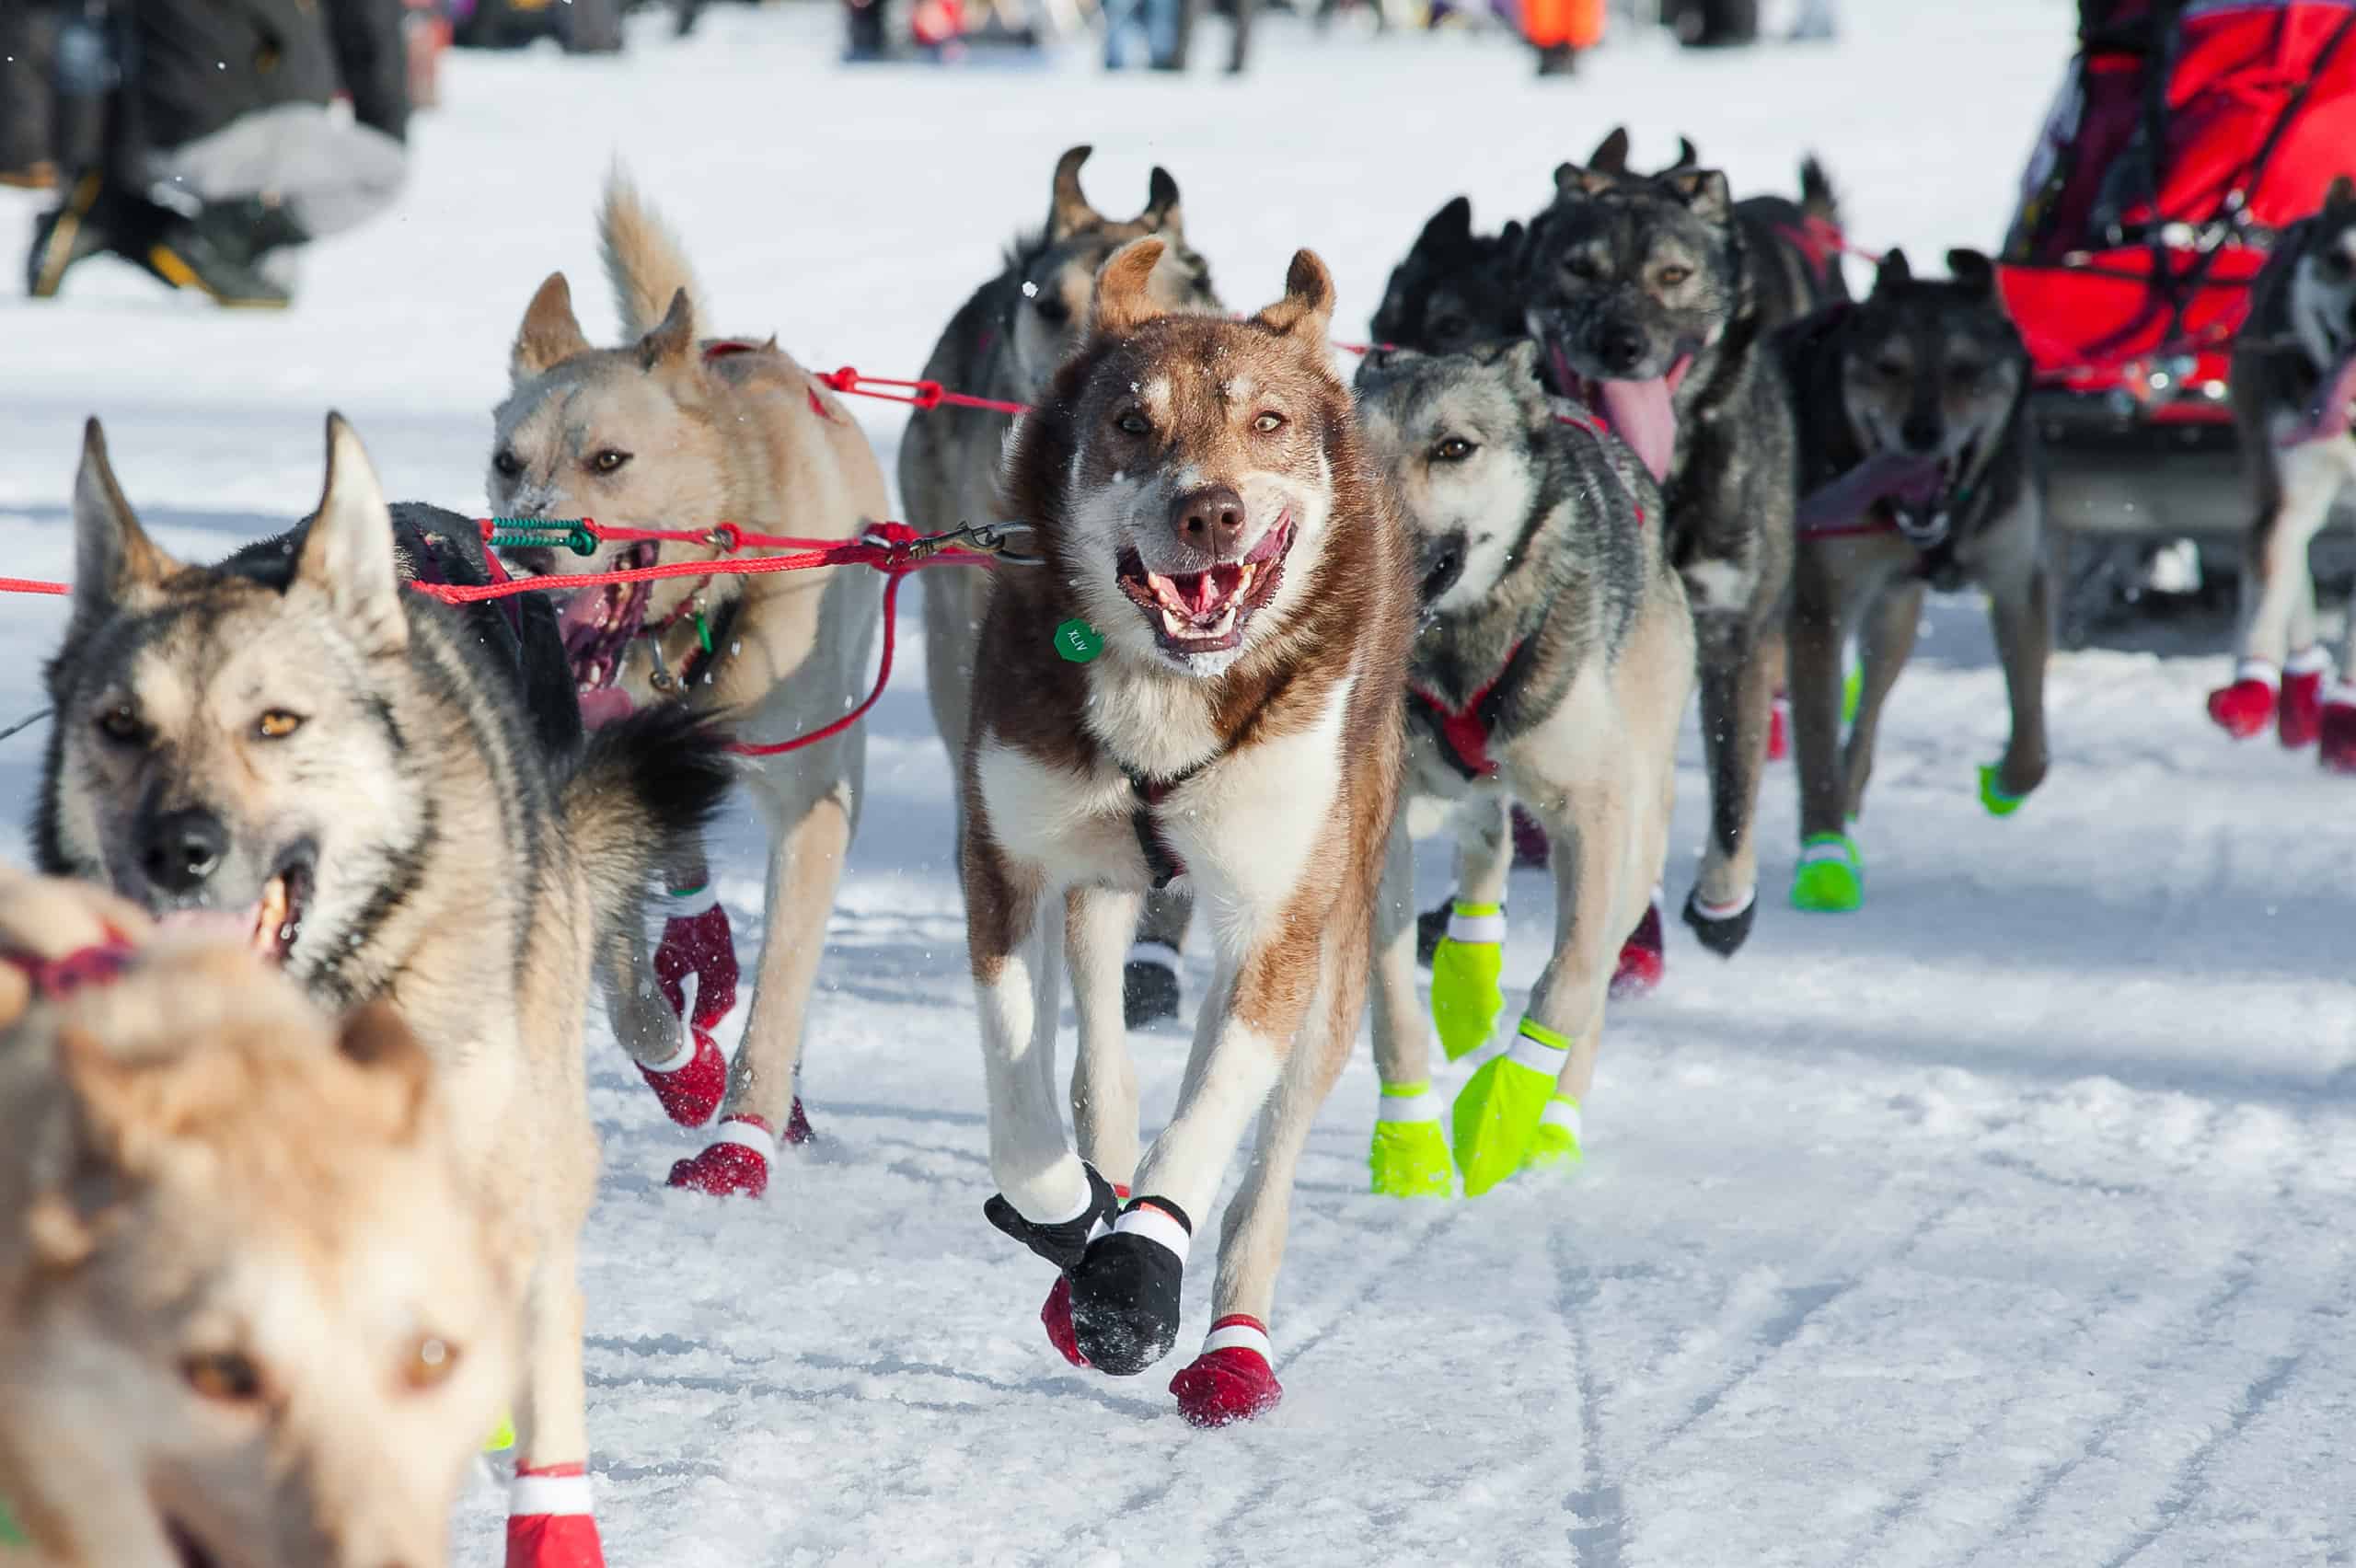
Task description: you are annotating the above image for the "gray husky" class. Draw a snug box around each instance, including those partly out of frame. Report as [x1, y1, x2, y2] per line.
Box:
[2214, 175, 2356, 767]
[901, 145, 1220, 1028]
[1780, 248, 2047, 913]
[1519, 147, 1803, 959]
[1353, 340, 1692, 1199]
[32, 416, 733, 1562]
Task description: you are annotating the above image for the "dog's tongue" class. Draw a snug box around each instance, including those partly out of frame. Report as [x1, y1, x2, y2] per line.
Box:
[577, 688, 636, 729]
[1797, 450, 1946, 535]
[557, 586, 613, 655]
[156, 906, 256, 940]
[1595, 378, 1679, 481]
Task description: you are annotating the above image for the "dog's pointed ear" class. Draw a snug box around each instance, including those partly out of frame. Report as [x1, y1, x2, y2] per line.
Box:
[1141, 165, 1184, 233]
[1421, 196, 1473, 251]
[1090, 236, 1170, 337]
[512, 272, 591, 384]
[1663, 168, 1731, 224]
[1666, 136, 1701, 173]
[1254, 249, 1338, 343]
[72, 418, 179, 624]
[1553, 161, 1616, 199]
[1587, 127, 1631, 175]
[1945, 248, 1996, 299]
[337, 999, 432, 1143]
[636, 287, 697, 370]
[294, 414, 407, 659]
[1499, 336, 1545, 388]
[1048, 144, 1102, 242]
[1874, 247, 1914, 294]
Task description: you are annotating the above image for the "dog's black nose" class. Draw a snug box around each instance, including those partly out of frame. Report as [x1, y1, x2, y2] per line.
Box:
[1901, 414, 1943, 453]
[141, 807, 227, 894]
[1421, 536, 1467, 604]
[1171, 485, 1247, 557]
[1596, 323, 1647, 375]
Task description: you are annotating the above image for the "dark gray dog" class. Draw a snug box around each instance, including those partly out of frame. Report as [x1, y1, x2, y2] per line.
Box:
[1518, 148, 1801, 957]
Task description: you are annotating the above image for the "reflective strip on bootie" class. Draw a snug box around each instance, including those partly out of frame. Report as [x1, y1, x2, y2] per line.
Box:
[1508, 1016, 1572, 1076]
[1532, 1095, 1585, 1170]
[657, 882, 720, 918]
[1445, 900, 1505, 943]
[1369, 1080, 1453, 1198]
[1375, 1078, 1439, 1124]
[1200, 1314, 1273, 1360]
[1113, 1200, 1192, 1266]
[509, 1464, 594, 1518]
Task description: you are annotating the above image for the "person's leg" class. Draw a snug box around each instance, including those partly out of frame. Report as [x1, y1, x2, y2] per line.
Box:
[148, 103, 406, 240]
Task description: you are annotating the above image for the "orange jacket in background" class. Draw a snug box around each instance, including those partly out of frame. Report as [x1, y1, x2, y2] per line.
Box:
[1524, 0, 1602, 49]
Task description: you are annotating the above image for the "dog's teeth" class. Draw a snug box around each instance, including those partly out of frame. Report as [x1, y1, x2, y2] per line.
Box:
[252, 876, 289, 955]
[1161, 605, 1189, 638]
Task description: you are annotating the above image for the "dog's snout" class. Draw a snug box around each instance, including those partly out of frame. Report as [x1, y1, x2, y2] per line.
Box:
[141, 806, 227, 894]
[1420, 535, 1467, 605]
[1900, 414, 1943, 454]
[1594, 322, 1647, 375]
[1171, 485, 1247, 556]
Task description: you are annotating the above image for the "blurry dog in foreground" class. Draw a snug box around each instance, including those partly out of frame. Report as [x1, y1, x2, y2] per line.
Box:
[0, 869, 522, 1568]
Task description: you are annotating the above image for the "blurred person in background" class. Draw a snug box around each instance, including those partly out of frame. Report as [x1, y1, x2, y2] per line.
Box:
[1103, 0, 1180, 68]
[1169, 0, 1253, 73]
[25, 0, 410, 307]
[1526, 0, 1600, 74]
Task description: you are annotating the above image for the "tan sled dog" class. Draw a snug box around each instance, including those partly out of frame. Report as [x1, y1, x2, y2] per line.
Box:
[491, 171, 893, 1196]
[964, 239, 1415, 1426]
[0, 870, 523, 1568]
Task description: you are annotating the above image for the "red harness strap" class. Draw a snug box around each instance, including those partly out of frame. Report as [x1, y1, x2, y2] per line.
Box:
[3, 939, 136, 1000]
[1409, 644, 1522, 782]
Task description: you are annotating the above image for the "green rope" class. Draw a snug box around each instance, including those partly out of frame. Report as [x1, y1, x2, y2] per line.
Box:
[485, 520, 597, 557]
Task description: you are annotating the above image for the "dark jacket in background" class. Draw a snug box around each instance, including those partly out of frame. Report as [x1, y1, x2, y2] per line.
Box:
[127, 0, 409, 152]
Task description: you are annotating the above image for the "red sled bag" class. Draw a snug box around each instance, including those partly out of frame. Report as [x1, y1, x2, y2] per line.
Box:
[2000, 0, 2356, 408]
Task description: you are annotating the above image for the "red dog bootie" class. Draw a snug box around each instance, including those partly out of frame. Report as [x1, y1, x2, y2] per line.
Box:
[2208, 660, 2279, 740]
[2281, 648, 2330, 750]
[505, 1463, 604, 1568]
[2321, 686, 2356, 775]
[654, 886, 739, 1032]
[667, 1116, 775, 1197]
[1767, 691, 1791, 762]
[1170, 1315, 1282, 1428]
[1611, 888, 1667, 999]
[1032, 1181, 1129, 1368]
[635, 1027, 727, 1128]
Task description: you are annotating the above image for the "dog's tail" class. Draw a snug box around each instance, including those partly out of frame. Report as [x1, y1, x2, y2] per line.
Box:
[561, 704, 736, 923]
[599, 167, 708, 342]
[1798, 154, 1842, 230]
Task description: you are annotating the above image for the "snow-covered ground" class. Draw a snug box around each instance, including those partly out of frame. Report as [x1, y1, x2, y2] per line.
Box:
[9, 3, 2356, 1562]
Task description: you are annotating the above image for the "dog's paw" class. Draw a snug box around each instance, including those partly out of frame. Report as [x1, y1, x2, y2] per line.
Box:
[1529, 1097, 1584, 1172]
[1611, 894, 1667, 997]
[2323, 691, 2356, 775]
[2207, 663, 2278, 740]
[1122, 944, 1183, 1029]
[1977, 763, 2031, 819]
[1451, 1020, 1567, 1197]
[2282, 651, 2329, 749]
[1170, 1316, 1282, 1428]
[1068, 1198, 1192, 1376]
[1680, 885, 1758, 954]
[1369, 1087, 1452, 1198]
[653, 892, 740, 1032]
[665, 1117, 774, 1198]
[636, 1027, 727, 1127]
[984, 1164, 1122, 1273]
[1430, 902, 1507, 1060]
[1788, 834, 1863, 915]
[505, 1465, 605, 1568]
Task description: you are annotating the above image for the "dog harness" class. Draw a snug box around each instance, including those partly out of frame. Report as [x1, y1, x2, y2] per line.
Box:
[1, 938, 135, 1000]
[1123, 762, 1209, 890]
[410, 527, 526, 644]
[1775, 216, 1852, 295]
[1409, 639, 1531, 783]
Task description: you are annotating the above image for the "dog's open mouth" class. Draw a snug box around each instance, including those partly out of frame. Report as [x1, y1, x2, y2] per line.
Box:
[555, 541, 656, 693]
[1116, 518, 1292, 656]
[1886, 437, 1979, 543]
[155, 853, 313, 965]
[1546, 341, 1691, 483]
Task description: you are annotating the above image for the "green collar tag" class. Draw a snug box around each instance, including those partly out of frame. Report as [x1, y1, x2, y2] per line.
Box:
[1054, 618, 1103, 663]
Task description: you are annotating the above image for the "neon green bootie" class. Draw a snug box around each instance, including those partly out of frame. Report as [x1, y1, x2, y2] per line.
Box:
[1978, 763, 2028, 818]
[1790, 831, 1864, 913]
[1369, 1080, 1453, 1198]
[1429, 900, 1506, 1061]
[484, 1416, 515, 1453]
[1842, 663, 1863, 725]
[1453, 1018, 1571, 1196]
[1529, 1096, 1585, 1172]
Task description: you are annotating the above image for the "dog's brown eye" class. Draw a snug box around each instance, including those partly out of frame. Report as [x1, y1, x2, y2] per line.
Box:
[1433, 436, 1477, 463]
[257, 710, 303, 740]
[1252, 411, 1286, 434]
[1034, 294, 1069, 328]
[1657, 265, 1692, 287]
[492, 449, 523, 478]
[97, 704, 141, 744]
[588, 449, 632, 475]
[1116, 411, 1150, 436]
[183, 1351, 267, 1405]
[401, 1334, 462, 1391]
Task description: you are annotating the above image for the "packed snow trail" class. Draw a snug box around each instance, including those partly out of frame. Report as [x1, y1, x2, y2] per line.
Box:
[6, 4, 2356, 1562]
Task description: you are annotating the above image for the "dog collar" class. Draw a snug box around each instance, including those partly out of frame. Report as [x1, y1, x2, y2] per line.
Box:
[3, 938, 137, 1000]
[1409, 640, 1528, 782]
